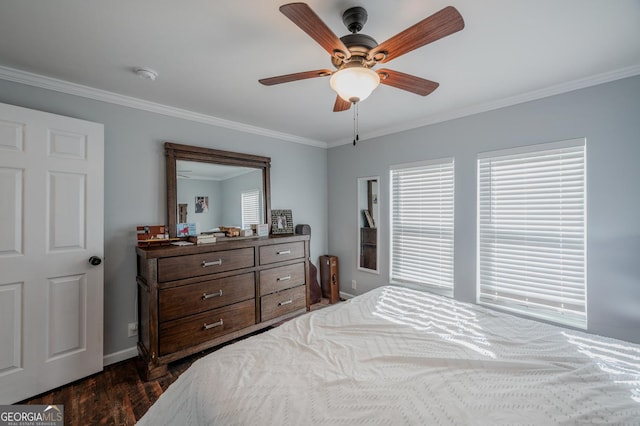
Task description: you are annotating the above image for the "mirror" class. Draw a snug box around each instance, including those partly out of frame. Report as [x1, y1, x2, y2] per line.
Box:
[357, 176, 379, 273]
[166, 142, 271, 238]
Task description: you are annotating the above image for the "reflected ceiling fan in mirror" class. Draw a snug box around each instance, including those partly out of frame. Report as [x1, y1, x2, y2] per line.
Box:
[259, 3, 465, 114]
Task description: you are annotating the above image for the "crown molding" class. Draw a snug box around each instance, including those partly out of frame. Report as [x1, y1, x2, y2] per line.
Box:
[0, 65, 328, 149]
[327, 64, 640, 148]
[2, 64, 639, 151]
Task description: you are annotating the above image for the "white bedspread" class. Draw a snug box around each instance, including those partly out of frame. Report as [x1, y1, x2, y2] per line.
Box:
[138, 286, 640, 425]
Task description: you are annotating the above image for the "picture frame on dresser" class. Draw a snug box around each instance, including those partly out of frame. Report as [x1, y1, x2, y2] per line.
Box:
[271, 209, 293, 235]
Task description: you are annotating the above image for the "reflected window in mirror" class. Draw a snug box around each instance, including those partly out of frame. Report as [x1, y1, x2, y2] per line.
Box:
[241, 189, 262, 229]
[357, 176, 380, 273]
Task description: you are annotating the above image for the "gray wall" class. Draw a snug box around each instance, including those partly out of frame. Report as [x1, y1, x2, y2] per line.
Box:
[327, 75, 640, 344]
[0, 79, 328, 358]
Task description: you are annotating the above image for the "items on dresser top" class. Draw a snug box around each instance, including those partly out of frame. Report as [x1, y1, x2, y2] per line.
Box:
[176, 223, 197, 237]
[188, 234, 217, 245]
[136, 225, 181, 247]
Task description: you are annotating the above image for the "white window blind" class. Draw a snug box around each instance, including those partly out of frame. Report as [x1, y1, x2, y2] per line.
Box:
[241, 190, 261, 229]
[477, 139, 586, 328]
[390, 158, 454, 296]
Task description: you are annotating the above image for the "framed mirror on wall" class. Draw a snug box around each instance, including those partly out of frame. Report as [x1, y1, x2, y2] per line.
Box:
[357, 176, 379, 273]
[165, 142, 271, 238]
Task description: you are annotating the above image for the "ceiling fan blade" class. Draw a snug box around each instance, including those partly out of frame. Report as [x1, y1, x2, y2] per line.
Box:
[259, 69, 333, 86]
[333, 95, 351, 112]
[369, 6, 464, 64]
[280, 3, 351, 60]
[377, 69, 439, 96]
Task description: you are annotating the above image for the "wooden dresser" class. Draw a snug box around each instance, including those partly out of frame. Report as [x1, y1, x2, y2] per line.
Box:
[136, 234, 310, 380]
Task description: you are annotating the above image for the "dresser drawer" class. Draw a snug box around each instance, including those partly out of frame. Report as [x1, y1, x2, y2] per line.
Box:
[159, 299, 255, 355]
[261, 285, 306, 322]
[159, 272, 255, 322]
[259, 242, 304, 265]
[157, 247, 254, 282]
[260, 262, 305, 295]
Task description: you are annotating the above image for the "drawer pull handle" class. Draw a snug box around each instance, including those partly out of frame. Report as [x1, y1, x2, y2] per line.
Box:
[202, 290, 223, 300]
[202, 259, 222, 267]
[278, 299, 293, 307]
[277, 275, 292, 282]
[276, 250, 291, 255]
[203, 319, 224, 330]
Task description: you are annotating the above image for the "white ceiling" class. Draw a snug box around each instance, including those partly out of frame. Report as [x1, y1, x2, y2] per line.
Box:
[1, 1, 639, 147]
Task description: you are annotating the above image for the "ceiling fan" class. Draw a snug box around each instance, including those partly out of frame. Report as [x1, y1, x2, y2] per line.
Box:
[259, 2, 465, 112]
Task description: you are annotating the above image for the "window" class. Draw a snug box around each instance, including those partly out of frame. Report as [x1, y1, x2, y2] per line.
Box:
[477, 139, 586, 328]
[390, 158, 454, 296]
[241, 189, 261, 229]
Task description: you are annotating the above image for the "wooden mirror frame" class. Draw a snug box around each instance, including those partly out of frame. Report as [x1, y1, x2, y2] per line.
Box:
[165, 142, 271, 238]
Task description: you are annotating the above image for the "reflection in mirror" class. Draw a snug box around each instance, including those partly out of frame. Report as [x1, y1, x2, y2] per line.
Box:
[165, 142, 271, 238]
[176, 160, 263, 232]
[358, 176, 379, 273]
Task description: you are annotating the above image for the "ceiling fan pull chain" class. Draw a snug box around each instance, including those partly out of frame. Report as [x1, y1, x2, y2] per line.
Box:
[356, 102, 360, 144]
[353, 101, 359, 146]
[353, 102, 357, 145]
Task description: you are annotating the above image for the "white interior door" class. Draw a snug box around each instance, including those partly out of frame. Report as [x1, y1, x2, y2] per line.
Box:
[0, 102, 104, 404]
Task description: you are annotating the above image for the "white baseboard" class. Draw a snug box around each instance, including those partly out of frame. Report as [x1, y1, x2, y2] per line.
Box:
[340, 291, 356, 299]
[103, 346, 138, 366]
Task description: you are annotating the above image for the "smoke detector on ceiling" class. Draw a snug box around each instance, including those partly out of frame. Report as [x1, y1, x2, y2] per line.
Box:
[134, 67, 158, 81]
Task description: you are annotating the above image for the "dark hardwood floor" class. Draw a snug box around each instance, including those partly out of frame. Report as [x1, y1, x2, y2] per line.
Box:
[20, 350, 197, 425]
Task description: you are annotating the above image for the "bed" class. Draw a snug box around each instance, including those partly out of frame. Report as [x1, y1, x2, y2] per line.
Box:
[138, 285, 640, 425]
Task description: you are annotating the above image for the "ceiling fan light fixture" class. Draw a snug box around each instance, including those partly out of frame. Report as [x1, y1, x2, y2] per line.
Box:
[329, 66, 380, 103]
